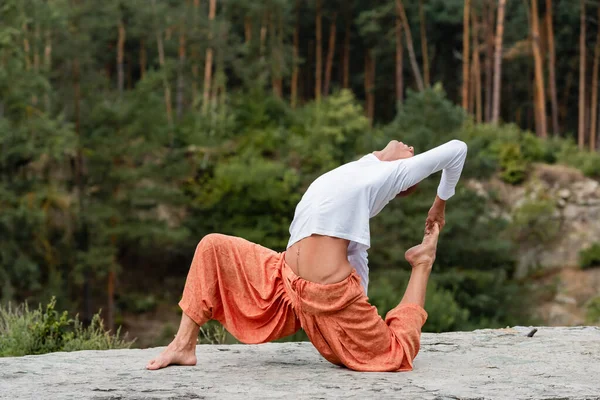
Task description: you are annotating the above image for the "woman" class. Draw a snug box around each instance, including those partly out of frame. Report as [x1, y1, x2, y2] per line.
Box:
[146, 139, 467, 372]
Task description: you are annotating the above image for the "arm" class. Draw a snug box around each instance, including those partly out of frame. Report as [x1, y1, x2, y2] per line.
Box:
[395, 139, 468, 200]
[394, 140, 467, 231]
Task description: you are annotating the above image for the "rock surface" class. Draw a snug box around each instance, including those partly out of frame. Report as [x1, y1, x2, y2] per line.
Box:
[1, 326, 599, 399]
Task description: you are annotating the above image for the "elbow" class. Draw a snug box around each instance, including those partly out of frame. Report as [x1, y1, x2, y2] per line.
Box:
[450, 139, 468, 155]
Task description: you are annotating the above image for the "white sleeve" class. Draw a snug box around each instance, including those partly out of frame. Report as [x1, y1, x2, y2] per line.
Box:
[393, 139, 468, 200]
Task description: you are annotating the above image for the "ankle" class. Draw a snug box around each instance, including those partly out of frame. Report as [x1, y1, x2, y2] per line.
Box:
[412, 263, 433, 274]
[171, 335, 197, 350]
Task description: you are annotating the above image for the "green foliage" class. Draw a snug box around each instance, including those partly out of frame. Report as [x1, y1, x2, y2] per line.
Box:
[510, 196, 560, 248]
[579, 243, 600, 270]
[553, 141, 600, 179]
[585, 297, 600, 324]
[0, 297, 133, 357]
[118, 293, 158, 314]
[385, 85, 466, 152]
[461, 122, 600, 183]
[199, 321, 229, 345]
[460, 123, 546, 184]
[498, 143, 528, 184]
[369, 269, 470, 333]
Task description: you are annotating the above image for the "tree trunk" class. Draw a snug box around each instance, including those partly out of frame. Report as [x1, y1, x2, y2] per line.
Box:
[117, 20, 126, 95]
[140, 39, 146, 80]
[419, 0, 430, 87]
[260, 12, 267, 59]
[44, 29, 52, 112]
[485, 0, 494, 121]
[561, 65, 574, 121]
[33, 24, 40, 73]
[364, 50, 375, 125]
[323, 12, 337, 96]
[22, 22, 31, 70]
[531, 0, 547, 138]
[469, 57, 475, 114]
[491, 0, 506, 125]
[177, 20, 186, 118]
[578, 0, 586, 149]
[192, 0, 199, 106]
[545, 0, 559, 135]
[342, 5, 350, 89]
[73, 56, 90, 322]
[203, 0, 216, 115]
[277, 12, 284, 99]
[244, 17, 252, 44]
[590, 4, 600, 151]
[462, 0, 471, 110]
[315, 0, 322, 102]
[473, 10, 482, 123]
[395, 0, 424, 91]
[395, 12, 404, 105]
[33, 24, 40, 105]
[156, 28, 173, 130]
[271, 11, 283, 98]
[307, 39, 314, 102]
[291, 0, 300, 108]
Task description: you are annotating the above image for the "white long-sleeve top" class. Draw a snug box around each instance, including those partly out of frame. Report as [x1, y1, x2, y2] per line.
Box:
[286, 139, 468, 294]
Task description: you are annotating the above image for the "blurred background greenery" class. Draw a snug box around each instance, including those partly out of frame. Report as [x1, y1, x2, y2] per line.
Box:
[1, 0, 600, 355]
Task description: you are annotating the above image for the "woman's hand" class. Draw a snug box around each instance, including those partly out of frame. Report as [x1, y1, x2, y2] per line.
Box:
[425, 196, 446, 233]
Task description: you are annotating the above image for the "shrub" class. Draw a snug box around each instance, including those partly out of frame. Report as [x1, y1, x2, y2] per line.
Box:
[0, 297, 133, 357]
[198, 320, 229, 344]
[510, 197, 560, 247]
[579, 243, 600, 270]
[498, 143, 528, 184]
[368, 269, 470, 333]
[585, 296, 600, 324]
[460, 123, 541, 184]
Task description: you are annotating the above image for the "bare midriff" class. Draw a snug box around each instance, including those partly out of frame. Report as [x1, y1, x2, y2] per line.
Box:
[284, 235, 354, 285]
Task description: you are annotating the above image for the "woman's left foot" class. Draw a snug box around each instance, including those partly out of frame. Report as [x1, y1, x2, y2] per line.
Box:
[146, 340, 197, 370]
[405, 223, 440, 268]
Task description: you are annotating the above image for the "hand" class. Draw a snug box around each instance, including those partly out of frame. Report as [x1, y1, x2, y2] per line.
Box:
[425, 196, 446, 233]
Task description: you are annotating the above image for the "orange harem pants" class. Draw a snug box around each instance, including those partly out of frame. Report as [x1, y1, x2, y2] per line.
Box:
[179, 233, 428, 372]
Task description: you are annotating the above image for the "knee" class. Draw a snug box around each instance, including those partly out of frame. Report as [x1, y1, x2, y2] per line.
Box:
[197, 233, 226, 253]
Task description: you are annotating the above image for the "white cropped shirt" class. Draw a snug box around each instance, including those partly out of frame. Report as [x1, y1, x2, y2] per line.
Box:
[286, 140, 468, 294]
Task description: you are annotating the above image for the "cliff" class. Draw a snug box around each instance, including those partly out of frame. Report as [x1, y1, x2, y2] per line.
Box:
[1, 326, 599, 399]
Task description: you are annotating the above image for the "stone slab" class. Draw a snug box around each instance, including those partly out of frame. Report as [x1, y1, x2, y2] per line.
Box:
[1, 326, 599, 399]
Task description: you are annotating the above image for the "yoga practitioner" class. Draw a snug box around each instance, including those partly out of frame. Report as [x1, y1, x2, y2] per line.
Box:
[146, 139, 468, 372]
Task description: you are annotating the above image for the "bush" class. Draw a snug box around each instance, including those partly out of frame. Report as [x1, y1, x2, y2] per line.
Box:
[498, 143, 528, 184]
[510, 197, 560, 247]
[579, 243, 600, 270]
[585, 296, 600, 324]
[369, 269, 470, 333]
[0, 297, 134, 357]
[541, 136, 600, 178]
[460, 123, 545, 184]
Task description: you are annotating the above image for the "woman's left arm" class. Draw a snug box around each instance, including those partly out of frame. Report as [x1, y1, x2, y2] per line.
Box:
[393, 140, 468, 229]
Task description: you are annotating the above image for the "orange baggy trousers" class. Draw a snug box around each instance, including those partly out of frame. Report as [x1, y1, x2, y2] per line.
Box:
[179, 233, 428, 372]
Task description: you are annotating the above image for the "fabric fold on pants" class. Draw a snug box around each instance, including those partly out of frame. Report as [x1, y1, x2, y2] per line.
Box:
[179, 233, 428, 372]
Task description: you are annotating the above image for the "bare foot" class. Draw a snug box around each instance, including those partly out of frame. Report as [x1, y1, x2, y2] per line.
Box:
[405, 223, 440, 269]
[146, 340, 197, 370]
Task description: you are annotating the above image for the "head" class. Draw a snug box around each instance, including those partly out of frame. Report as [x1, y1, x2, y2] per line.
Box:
[372, 140, 418, 197]
[373, 140, 415, 161]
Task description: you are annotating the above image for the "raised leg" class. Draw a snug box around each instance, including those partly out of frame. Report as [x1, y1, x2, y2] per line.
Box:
[401, 223, 440, 308]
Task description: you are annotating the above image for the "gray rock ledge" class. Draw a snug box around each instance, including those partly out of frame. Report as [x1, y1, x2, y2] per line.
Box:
[1, 326, 599, 400]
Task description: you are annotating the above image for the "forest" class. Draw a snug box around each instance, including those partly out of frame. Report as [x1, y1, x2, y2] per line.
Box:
[2, 0, 600, 351]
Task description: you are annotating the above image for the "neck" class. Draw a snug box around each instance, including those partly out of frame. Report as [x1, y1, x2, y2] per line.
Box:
[373, 150, 394, 162]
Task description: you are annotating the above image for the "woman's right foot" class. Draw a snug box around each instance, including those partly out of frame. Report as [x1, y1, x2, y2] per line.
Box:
[146, 339, 197, 370]
[405, 223, 440, 269]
